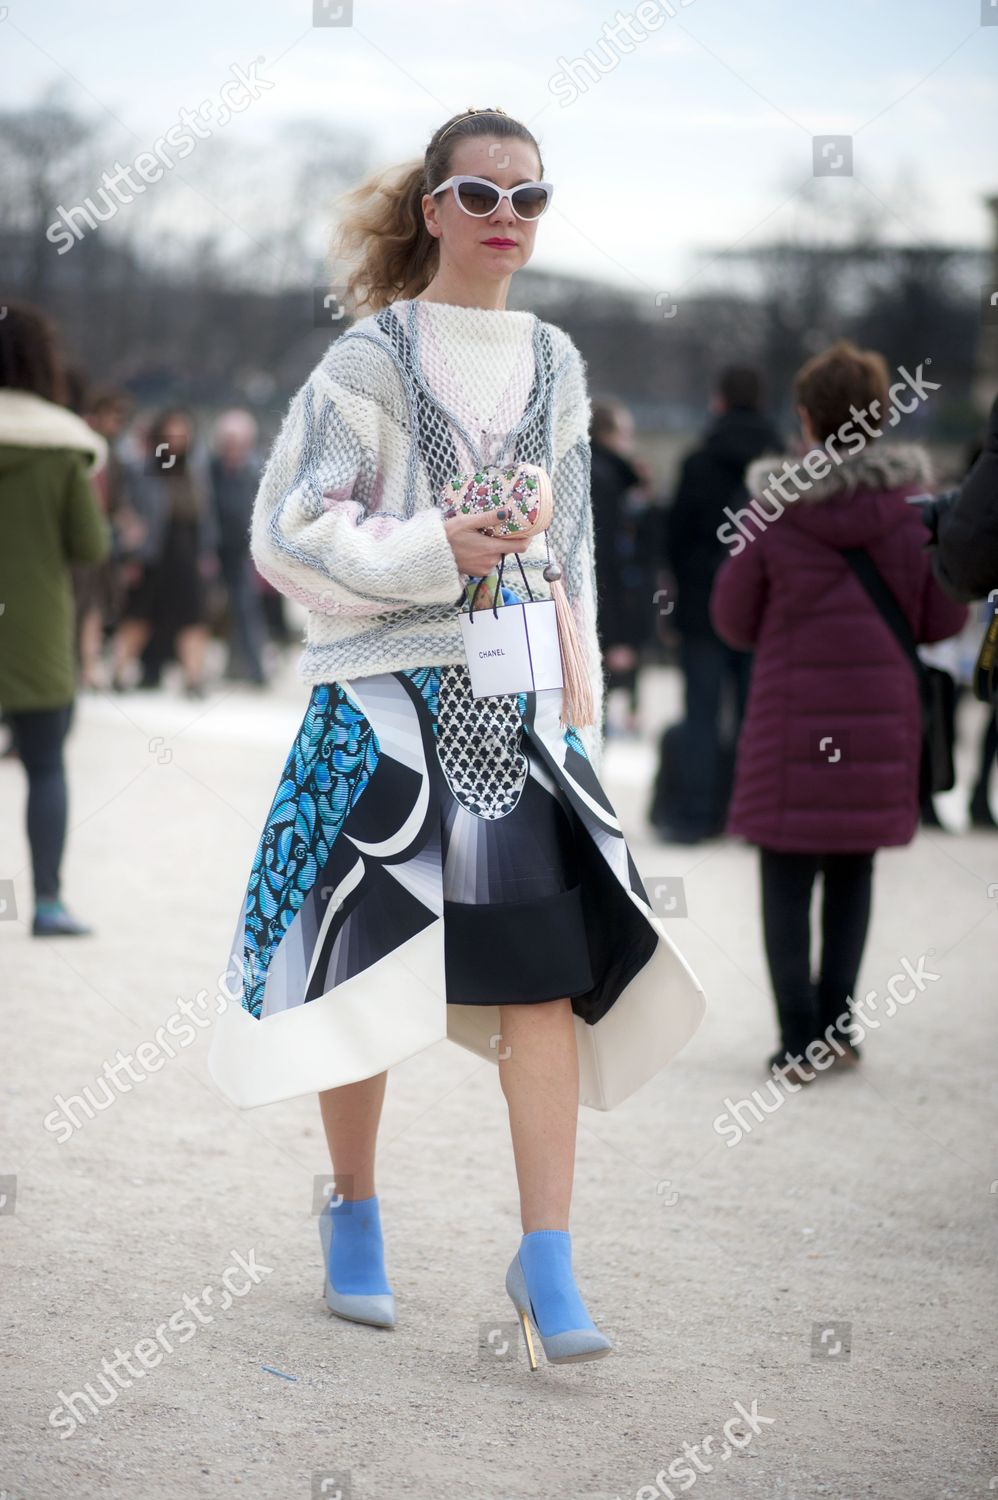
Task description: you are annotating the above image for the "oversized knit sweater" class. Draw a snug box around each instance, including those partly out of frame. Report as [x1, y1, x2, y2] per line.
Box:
[251, 297, 606, 772]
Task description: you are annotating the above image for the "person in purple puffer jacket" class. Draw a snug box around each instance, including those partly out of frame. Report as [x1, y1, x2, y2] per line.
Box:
[710, 340, 967, 1080]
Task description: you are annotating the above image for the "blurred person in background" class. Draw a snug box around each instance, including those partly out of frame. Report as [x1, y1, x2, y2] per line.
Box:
[74, 388, 135, 689]
[116, 409, 174, 690]
[913, 393, 998, 827]
[110, 407, 219, 698]
[0, 301, 110, 936]
[918, 603, 997, 830]
[710, 340, 966, 1081]
[590, 398, 657, 735]
[210, 408, 267, 686]
[922, 391, 998, 604]
[654, 366, 782, 842]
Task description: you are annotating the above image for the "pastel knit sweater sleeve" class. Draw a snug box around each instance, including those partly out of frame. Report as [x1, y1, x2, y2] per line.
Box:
[250, 338, 464, 615]
[547, 335, 606, 776]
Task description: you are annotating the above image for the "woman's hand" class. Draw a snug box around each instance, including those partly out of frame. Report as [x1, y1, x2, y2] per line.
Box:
[443, 506, 531, 577]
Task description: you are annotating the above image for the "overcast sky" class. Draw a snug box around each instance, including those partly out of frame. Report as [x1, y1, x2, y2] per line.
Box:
[5, 0, 997, 295]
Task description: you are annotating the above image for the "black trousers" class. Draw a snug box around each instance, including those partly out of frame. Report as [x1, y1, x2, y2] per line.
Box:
[679, 634, 751, 837]
[759, 847, 874, 1058]
[5, 702, 74, 902]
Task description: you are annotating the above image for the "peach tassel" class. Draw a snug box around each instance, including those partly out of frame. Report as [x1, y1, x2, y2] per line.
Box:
[512, 466, 595, 727]
[549, 572, 596, 727]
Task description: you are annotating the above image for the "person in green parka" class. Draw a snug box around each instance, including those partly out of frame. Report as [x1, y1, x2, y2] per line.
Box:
[0, 301, 110, 936]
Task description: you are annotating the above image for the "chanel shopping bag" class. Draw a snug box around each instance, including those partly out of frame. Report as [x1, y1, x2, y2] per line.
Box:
[459, 585, 564, 698]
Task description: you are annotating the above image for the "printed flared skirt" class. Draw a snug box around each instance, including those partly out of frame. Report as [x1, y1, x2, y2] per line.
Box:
[208, 661, 706, 1111]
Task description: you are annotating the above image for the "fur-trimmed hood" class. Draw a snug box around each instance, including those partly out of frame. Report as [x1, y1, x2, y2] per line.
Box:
[746, 440, 933, 506]
[0, 389, 107, 475]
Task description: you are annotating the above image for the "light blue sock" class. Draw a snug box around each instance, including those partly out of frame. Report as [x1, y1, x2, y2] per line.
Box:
[518, 1229, 596, 1336]
[326, 1193, 391, 1295]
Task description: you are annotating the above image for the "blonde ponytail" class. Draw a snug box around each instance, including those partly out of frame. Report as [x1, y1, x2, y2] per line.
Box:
[330, 160, 436, 316]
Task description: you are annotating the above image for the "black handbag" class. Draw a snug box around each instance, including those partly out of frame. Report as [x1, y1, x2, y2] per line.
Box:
[840, 547, 956, 798]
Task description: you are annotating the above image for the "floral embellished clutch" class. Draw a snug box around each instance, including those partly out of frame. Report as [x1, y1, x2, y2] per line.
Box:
[439, 462, 553, 538]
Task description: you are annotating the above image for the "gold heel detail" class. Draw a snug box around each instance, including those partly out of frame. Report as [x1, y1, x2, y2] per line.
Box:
[517, 1307, 538, 1371]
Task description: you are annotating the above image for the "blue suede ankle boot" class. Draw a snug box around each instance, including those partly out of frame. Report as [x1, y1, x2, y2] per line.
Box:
[505, 1229, 612, 1368]
[318, 1192, 396, 1328]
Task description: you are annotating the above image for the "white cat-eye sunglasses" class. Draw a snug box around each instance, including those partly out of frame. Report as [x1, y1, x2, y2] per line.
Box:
[430, 175, 554, 221]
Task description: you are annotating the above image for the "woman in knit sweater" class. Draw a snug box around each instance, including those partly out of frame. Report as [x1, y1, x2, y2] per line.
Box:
[207, 107, 705, 1367]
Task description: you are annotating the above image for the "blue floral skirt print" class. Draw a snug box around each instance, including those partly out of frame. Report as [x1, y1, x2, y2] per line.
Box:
[235, 659, 611, 1019]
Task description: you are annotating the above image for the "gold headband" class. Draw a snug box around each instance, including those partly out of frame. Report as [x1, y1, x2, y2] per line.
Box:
[438, 106, 509, 142]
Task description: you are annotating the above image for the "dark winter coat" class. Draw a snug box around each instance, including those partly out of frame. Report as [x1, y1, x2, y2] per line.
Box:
[591, 441, 657, 651]
[710, 443, 967, 852]
[665, 408, 783, 637]
[930, 391, 998, 601]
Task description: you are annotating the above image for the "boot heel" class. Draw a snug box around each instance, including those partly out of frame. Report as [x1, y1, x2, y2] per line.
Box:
[514, 1304, 538, 1371]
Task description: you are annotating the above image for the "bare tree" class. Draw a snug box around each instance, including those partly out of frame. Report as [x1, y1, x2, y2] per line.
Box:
[0, 85, 102, 299]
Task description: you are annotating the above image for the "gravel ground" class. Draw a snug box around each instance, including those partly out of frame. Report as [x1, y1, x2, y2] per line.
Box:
[2, 662, 996, 1500]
